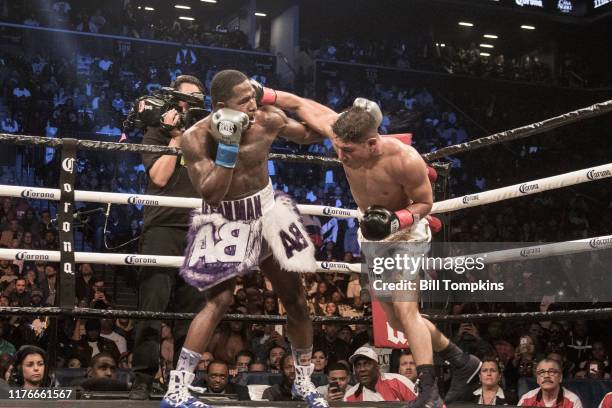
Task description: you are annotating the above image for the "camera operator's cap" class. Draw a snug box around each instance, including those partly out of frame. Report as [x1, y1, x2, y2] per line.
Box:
[349, 346, 378, 365]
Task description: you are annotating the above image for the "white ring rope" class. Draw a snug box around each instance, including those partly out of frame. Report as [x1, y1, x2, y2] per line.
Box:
[0, 248, 360, 274]
[431, 162, 612, 214]
[1, 234, 610, 274]
[0, 185, 358, 219]
[1, 162, 609, 218]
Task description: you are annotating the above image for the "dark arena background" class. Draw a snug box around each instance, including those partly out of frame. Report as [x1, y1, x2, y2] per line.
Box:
[0, 0, 611, 407]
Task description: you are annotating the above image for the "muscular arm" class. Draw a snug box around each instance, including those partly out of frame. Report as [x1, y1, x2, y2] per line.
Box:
[274, 91, 339, 139]
[397, 148, 433, 220]
[262, 105, 325, 145]
[181, 124, 233, 206]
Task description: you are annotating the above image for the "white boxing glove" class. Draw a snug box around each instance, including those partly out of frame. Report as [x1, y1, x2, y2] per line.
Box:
[211, 108, 250, 168]
[353, 97, 382, 129]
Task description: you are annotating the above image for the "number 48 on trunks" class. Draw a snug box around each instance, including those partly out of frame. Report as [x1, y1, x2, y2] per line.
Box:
[180, 180, 316, 290]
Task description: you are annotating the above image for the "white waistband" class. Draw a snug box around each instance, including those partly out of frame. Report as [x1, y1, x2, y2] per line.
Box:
[203, 179, 274, 221]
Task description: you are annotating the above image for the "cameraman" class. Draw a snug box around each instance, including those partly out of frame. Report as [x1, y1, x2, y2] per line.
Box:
[130, 75, 207, 400]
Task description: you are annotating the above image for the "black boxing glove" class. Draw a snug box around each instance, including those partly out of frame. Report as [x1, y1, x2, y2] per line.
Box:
[359, 205, 414, 241]
[250, 79, 277, 106]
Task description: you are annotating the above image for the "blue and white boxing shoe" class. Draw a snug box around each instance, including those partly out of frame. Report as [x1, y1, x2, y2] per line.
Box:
[160, 370, 213, 408]
[292, 363, 329, 408]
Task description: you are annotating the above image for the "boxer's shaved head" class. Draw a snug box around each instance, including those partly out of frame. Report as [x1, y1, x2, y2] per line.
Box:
[332, 107, 377, 143]
[211, 69, 249, 106]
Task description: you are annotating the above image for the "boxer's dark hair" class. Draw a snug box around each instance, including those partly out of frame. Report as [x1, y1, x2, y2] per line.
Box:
[332, 107, 376, 143]
[211, 69, 249, 106]
[171, 75, 204, 93]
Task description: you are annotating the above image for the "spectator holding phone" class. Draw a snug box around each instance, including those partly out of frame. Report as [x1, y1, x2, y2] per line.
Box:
[316, 362, 350, 401]
[505, 334, 540, 394]
[575, 360, 607, 380]
[453, 322, 494, 359]
[90, 279, 112, 308]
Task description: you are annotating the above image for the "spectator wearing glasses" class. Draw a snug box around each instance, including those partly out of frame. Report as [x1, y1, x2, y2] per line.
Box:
[518, 358, 583, 407]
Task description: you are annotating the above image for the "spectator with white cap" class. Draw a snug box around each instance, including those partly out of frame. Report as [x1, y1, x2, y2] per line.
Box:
[344, 346, 417, 403]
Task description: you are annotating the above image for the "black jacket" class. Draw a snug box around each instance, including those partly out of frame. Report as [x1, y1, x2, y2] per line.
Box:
[212, 382, 251, 401]
[262, 381, 296, 401]
[469, 386, 516, 405]
[141, 126, 198, 230]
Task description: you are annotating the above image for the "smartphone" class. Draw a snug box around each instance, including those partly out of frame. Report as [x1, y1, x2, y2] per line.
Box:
[590, 363, 599, 374]
[328, 381, 339, 393]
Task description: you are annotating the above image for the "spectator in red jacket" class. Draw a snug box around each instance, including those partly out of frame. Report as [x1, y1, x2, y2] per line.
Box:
[518, 358, 583, 408]
[344, 346, 416, 403]
[599, 392, 612, 408]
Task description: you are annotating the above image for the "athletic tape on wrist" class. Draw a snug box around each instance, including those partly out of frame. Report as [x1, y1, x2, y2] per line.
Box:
[215, 143, 239, 168]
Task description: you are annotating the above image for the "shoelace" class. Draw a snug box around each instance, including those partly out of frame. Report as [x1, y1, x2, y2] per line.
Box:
[187, 385, 207, 395]
[173, 387, 209, 408]
[415, 379, 422, 394]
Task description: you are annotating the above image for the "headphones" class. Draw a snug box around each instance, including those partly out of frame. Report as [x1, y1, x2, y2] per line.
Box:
[10, 345, 49, 387]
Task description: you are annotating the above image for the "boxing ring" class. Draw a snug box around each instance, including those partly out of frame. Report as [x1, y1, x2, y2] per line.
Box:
[1, 99, 612, 407]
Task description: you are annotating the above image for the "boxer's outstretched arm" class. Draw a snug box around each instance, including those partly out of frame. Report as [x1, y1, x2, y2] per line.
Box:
[181, 123, 233, 206]
[261, 105, 325, 145]
[274, 91, 339, 139]
[396, 148, 433, 219]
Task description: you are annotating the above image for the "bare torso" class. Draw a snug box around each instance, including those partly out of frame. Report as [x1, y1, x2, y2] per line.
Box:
[341, 138, 422, 212]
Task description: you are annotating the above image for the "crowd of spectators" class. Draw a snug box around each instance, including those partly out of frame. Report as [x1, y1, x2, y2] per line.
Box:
[307, 38, 553, 83]
[0, 1, 599, 88]
[0, 6, 611, 406]
[0, 0, 252, 50]
[304, 36, 605, 87]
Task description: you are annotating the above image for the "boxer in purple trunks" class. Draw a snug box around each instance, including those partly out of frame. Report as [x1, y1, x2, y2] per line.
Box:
[160, 70, 328, 408]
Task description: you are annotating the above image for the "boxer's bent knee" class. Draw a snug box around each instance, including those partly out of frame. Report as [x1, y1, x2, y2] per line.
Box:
[379, 301, 403, 331]
[205, 279, 236, 308]
[392, 301, 420, 319]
